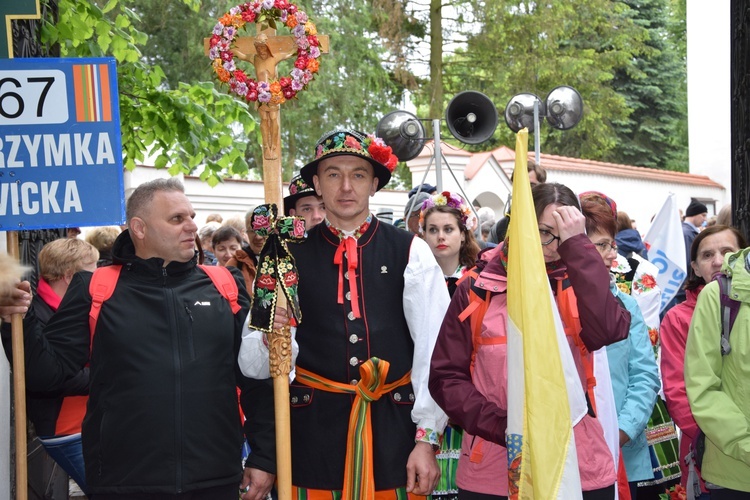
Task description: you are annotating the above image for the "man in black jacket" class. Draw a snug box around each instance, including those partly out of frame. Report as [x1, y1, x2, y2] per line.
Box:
[1, 178, 275, 500]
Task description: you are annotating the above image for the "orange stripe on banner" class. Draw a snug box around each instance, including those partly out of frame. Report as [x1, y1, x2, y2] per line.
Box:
[98, 64, 112, 122]
[73, 66, 85, 122]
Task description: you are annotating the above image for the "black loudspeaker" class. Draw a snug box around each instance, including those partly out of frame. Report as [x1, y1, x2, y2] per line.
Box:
[376, 110, 426, 161]
[445, 91, 498, 144]
[504, 93, 542, 133]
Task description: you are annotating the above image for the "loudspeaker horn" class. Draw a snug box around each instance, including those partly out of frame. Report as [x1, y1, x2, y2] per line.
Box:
[376, 110, 426, 161]
[445, 91, 498, 144]
[545, 86, 583, 130]
[504, 93, 542, 133]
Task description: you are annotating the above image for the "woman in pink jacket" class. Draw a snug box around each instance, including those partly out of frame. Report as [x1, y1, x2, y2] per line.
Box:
[430, 183, 630, 500]
[660, 224, 746, 497]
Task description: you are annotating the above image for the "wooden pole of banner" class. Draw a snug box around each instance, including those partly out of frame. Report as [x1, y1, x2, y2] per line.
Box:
[7, 232, 28, 500]
[205, 20, 329, 497]
[3, 5, 41, 498]
[247, 26, 295, 500]
[205, 26, 328, 500]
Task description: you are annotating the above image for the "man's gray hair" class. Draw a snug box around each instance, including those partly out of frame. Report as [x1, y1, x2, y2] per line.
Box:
[126, 178, 185, 222]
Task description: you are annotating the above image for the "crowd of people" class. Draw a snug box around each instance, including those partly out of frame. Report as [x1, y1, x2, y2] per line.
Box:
[1, 127, 749, 500]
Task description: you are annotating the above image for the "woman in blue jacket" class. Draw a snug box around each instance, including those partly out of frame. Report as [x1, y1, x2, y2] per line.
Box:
[580, 193, 660, 498]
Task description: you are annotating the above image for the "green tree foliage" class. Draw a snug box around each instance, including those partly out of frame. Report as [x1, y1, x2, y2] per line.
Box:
[374, 0, 687, 172]
[371, 0, 479, 119]
[128, 0, 404, 184]
[42, 0, 257, 186]
[434, 0, 650, 160]
[606, 0, 688, 170]
[271, 0, 404, 181]
[128, 0, 236, 88]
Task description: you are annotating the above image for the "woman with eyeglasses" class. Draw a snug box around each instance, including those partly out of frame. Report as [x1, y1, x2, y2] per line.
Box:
[580, 193, 661, 499]
[430, 182, 630, 500]
[586, 192, 684, 497]
[660, 225, 747, 499]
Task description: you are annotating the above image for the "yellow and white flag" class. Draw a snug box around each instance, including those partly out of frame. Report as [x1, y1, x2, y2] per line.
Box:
[505, 129, 587, 499]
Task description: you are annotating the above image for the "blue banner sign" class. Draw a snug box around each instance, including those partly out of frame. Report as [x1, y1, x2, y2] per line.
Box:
[0, 57, 124, 230]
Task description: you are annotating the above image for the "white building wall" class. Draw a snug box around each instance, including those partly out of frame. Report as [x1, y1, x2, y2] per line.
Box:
[464, 159, 511, 219]
[407, 148, 470, 199]
[687, 0, 731, 201]
[492, 159, 723, 230]
[123, 167, 414, 226]
[124, 158, 726, 235]
[542, 170, 725, 231]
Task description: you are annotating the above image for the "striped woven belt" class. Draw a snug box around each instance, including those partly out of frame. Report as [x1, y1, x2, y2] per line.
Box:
[296, 358, 411, 500]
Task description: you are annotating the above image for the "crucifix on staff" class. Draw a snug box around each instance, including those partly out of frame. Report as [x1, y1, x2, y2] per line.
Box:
[205, 5, 328, 499]
[205, 12, 329, 203]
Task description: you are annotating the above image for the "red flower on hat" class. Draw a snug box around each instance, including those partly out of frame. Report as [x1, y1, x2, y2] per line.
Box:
[368, 141, 398, 172]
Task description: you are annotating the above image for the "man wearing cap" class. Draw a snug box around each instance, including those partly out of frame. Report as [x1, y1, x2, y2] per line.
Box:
[405, 191, 432, 234]
[239, 129, 450, 498]
[677, 199, 708, 304]
[284, 174, 325, 230]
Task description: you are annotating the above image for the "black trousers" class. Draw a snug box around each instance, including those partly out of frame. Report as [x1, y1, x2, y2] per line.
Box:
[458, 489, 507, 500]
[458, 484, 615, 500]
[92, 484, 237, 500]
[583, 484, 616, 500]
[711, 489, 750, 500]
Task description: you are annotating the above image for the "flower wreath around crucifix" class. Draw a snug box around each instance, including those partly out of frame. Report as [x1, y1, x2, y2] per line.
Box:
[208, 0, 321, 105]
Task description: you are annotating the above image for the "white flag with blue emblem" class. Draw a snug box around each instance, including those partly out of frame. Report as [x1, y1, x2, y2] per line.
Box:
[643, 193, 687, 312]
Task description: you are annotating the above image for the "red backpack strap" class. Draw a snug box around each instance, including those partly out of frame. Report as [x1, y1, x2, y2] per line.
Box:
[199, 265, 241, 314]
[89, 265, 122, 350]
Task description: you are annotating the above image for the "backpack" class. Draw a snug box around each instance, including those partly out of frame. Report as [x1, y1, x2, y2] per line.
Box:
[456, 267, 506, 377]
[88, 264, 240, 349]
[688, 272, 740, 495]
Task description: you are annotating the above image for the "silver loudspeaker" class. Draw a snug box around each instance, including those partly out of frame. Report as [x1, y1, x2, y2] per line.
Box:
[504, 93, 542, 133]
[545, 86, 584, 130]
[376, 110, 426, 161]
[445, 91, 498, 144]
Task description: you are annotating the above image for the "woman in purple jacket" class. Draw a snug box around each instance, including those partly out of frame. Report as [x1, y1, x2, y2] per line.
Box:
[429, 182, 631, 500]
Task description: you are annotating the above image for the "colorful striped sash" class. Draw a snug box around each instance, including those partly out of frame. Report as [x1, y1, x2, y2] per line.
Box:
[292, 485, 421, 499]
[296, 358, 411, 500]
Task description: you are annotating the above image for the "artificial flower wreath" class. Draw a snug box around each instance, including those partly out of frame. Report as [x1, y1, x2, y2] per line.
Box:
[419, 191, 478, 233]
[208, 0, 321, 104]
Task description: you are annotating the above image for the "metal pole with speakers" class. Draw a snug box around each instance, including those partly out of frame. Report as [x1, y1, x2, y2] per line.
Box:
[504, 86, 584, 165]
[376, 90, 499, 218]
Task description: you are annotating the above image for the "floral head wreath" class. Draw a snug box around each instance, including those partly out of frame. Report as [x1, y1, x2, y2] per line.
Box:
[419, 191, 478, 234]
[299, 129, 399, 191]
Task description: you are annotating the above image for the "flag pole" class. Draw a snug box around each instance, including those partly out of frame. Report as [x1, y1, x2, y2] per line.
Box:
[7, 232, 28, 500]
